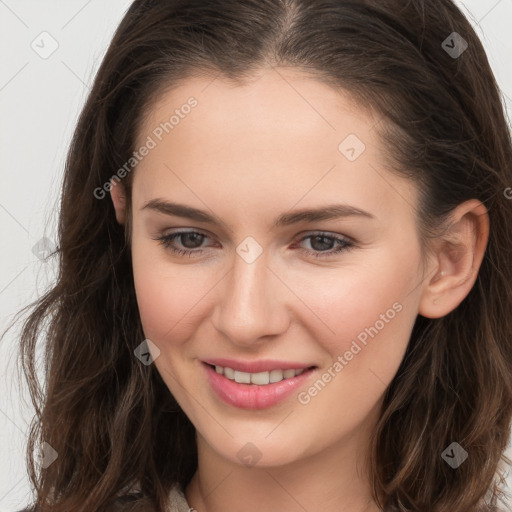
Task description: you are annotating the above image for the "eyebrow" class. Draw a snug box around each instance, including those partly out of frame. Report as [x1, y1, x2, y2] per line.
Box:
[141, 198, 375, 230]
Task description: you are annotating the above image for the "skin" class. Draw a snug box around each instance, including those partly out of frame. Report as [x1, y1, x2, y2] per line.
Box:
[110, 66, 489, 512]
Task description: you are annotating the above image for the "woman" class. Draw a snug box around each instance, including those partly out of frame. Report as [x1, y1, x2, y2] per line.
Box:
[9, 0, 512, 510]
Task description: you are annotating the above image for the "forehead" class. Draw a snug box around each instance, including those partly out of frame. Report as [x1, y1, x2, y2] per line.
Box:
[136, 67, 371, 149]
[132, 67, 418, 225]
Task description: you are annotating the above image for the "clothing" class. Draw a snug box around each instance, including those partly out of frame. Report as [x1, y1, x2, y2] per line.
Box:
[111, 483, 193, 511]
[15, 484, 194, 512]
[17, 485, 508, 511]
[166, 482, 194, 512]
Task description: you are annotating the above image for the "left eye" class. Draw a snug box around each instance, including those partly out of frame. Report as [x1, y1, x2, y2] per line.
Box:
[295, 233, 354, 257]
[154, 231, 210, 257]
[153, 230, 355, 258]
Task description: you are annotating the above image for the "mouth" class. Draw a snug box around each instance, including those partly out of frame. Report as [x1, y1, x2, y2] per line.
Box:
[201, 361, 318, 410]
[204, 362, 316, 385]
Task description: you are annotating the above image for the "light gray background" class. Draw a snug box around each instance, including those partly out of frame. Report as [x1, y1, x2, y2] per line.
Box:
[1, 1, 511, 510]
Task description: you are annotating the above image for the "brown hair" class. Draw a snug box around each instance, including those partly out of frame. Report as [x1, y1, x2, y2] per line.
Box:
[4, 0, 512, 511]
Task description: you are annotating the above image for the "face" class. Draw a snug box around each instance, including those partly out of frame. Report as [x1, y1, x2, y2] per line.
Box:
[121, 67, 428, 467]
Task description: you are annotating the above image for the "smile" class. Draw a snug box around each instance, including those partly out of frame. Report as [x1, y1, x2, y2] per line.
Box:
[212, 365, 306, 385]
[202, 362, 317, 410]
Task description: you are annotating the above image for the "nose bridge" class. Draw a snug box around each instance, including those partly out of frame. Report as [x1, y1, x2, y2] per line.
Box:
[212, 248, 288, 345]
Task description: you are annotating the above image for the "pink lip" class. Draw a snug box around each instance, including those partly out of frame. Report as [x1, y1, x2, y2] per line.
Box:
[203, 358, 314, 373]
[202, 362, 316, 410]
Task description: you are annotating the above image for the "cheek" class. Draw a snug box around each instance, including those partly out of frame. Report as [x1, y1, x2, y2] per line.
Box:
[291, 275, 417, 451]
[286, 244, 421, 414]
[286, 253, 419, 355]
[131, 242, 209, 344]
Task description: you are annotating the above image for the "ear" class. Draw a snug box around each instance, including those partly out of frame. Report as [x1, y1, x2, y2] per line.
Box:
[110, 179, 127, 225]
[418, 199, 489, 319]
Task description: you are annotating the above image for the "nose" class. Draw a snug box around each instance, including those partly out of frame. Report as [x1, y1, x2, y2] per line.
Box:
[211, 250, 290, 347]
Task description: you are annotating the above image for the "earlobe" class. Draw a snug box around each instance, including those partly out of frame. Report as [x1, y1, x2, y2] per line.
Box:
[110, 180, 127, 225]
[418, 199, 489, 319]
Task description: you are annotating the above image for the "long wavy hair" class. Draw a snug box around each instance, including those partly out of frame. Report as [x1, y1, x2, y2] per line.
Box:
[4, 0, 512, 511]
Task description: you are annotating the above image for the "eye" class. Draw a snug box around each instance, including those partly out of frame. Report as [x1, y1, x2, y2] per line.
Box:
[153, 230, 212, 257]
[153, 230, 355, 259]
[294, 232, 355, 258]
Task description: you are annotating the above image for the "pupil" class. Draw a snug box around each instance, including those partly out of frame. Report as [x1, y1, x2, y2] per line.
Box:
[182, 233, 203, 248]
[311, 235, 333, 251]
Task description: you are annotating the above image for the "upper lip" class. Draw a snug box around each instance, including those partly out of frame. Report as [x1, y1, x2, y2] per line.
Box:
[203, 358, 316, 373]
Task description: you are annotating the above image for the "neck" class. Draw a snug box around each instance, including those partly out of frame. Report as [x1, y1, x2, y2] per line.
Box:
[184, 420, 383, 512]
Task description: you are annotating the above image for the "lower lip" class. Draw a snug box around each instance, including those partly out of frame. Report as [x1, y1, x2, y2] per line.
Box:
[202, 362, 316, 410]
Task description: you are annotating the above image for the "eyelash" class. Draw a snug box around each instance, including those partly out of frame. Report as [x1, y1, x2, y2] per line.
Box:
[153, 230, 355, 259]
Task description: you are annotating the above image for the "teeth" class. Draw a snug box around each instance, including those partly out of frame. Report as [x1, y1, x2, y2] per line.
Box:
[213, 365, 307, 385]
[234, 370, 251, 384]
[224, 367, 235, 379]
[269, 369, 284, 383]
[251, 371, 270, 385]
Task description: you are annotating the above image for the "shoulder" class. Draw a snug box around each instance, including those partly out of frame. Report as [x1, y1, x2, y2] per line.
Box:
[15, 490, 166, 512]
[109, 483, 191, 512]
[475, 504, 509, 512]
[107, 492, 156, 511]
[15, 494, 152, 512]
[15, 486, 191, 512]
